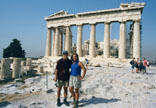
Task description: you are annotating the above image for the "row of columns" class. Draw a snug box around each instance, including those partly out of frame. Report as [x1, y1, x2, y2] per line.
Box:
[45, 20, 141, 59]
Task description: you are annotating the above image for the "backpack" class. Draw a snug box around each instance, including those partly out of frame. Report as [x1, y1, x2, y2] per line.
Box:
[130, 60, 134, 65]
[130, 61, 132, 65]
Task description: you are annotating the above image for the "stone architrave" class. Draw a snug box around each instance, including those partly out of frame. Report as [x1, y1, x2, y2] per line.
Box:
[54, 27, 59, 56]
[89, 24, 96, 58]
[1, 58, 11, 79]
[65, 26, 71, 54]
[12, 58, 21, 79]
[77, 24, 83, 57]
[119, 21, 126, 59]
[104, 22, 110, 58]
[133, 20, 141, 59]
[45, 28, 52, 57]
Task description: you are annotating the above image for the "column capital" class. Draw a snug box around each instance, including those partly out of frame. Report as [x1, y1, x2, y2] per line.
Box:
[89, 22, 96, 25]
[118, 19, 127, 23]
[119, 21, 126, 24]
[104, 21, 111, 25]
[77, 23, 83, 26]
[66, 25, 71, 27]
[133, 19, 141, 22]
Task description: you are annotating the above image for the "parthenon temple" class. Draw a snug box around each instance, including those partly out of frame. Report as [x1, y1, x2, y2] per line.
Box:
[44, 2, 145, 60]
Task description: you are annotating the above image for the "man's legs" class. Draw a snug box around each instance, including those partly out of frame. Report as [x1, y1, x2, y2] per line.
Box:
[57, 87, 62, 107]
[63, 87, 70, 106]
[64, 87, 68, 98]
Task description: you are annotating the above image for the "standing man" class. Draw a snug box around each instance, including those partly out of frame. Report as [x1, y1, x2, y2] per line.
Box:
[54, 51, 72, 107]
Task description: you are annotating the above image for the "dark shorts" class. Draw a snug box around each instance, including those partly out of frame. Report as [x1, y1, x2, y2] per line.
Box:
[131, 64, 135, 69]
[135, 64, 139, 68]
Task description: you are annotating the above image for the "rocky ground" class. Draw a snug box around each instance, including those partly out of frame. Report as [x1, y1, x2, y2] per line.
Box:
[0, 64, 156, 108]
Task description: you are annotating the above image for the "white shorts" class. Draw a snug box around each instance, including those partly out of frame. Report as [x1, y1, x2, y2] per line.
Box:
[69, 75, 81, 89]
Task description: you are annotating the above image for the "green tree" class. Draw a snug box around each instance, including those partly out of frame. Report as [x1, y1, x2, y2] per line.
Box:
[3, 39, 26, 58]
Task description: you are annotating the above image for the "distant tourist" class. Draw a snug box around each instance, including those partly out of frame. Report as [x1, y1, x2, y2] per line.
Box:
[143, 58, 149, 73]
[69, 53, 86, 108]
[136, 58, 140, 73]
[139, 60, 144, 73]
[85, 58, 89, 70]
[54, 51, 72, 107]
[130, 57, 136, 73]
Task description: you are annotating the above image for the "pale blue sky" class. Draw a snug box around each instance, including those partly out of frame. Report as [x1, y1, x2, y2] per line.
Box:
[0, 0, 156, 60]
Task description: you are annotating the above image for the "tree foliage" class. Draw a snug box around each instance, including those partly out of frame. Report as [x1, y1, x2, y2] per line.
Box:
[3, 39, 26, 58]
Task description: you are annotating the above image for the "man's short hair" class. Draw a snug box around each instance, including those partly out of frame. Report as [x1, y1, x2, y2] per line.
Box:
[63, 51, 68, 55]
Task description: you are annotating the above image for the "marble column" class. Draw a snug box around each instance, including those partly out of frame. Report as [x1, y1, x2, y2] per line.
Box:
[21, 61, 26, 66]
[69, 29, 73, 51]
[1, 58, 11, 79]
[12, 58, 21, 79]
[77, 24, 83, 57]
[119, 21, 126, 59]
[59, 32, 63, 55]
[26, 58, 32, 66]
[89, 24, 96, 58]
[104, 22, 110, 58]
[52, 29, 55, 56]
[54, 27, 59, 56]
[38, 65, 44, 73]
[65, 26, 71, 54]
[64, 33, 66, 51]
[133, 20, 141, 59]
[45, 28, 51, 57]
[21, 60, 26, 76]
[70, 34, 73, 51]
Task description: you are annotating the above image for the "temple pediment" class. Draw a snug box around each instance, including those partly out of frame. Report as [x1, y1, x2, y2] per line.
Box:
[46, 10, 68, 18]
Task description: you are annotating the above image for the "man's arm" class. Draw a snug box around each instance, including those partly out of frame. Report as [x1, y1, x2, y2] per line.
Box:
[54, 69, 58, 82]
[78, 62, 86, 80]
[54, 60, 60, 82]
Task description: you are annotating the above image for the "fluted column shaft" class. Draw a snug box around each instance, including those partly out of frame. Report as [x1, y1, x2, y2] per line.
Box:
[65, 26, 71, 54]
[104, 22, 110, 58]
[119, 21, 126, 58]
[45, 28, 51, 56]
[59, 32, 63, 55]
[77, 25, 83, 57]
[133, 20, 141, 59]
[89, 24, 96, 58]
[52, 29, 55, 56]
[54, 27, 59, 56]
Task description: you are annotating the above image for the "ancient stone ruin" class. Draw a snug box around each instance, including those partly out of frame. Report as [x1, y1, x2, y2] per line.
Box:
[44, 2, 145, 60]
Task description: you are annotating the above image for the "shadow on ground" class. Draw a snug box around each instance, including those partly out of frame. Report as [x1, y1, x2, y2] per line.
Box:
[79, 96, 121, 106]
[0, 101, 11, 107]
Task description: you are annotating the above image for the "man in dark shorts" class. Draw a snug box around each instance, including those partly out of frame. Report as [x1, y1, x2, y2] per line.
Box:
[54, 51, 72, 107]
